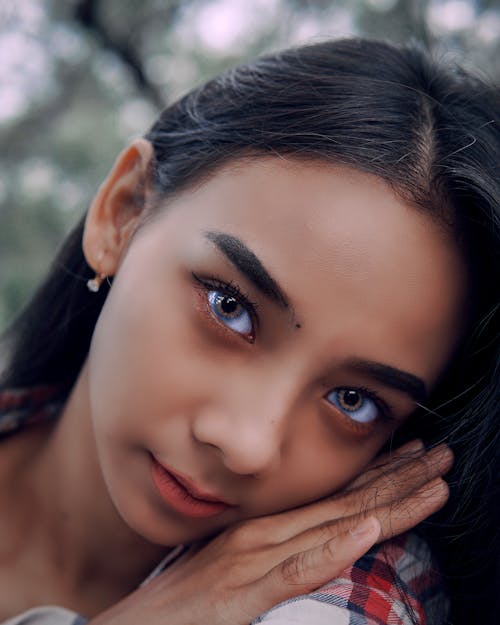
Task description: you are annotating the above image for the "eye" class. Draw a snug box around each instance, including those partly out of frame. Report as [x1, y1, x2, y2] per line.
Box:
[191, 273, 258, 342]
[326, 388, 379, 423]
[207, 290, 254, 336]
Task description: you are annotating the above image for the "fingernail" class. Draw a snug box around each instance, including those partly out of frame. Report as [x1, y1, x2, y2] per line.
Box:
[349, 517, 380, 540]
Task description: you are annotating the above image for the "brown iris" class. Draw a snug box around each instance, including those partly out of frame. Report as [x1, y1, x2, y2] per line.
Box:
[213, 294, 240, 318]
[337, 389, 363, 411]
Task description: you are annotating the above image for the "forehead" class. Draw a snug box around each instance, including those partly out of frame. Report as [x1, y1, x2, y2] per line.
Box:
[147, 157, 467, 383]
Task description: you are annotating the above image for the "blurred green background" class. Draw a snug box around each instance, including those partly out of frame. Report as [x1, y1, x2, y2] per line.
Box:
[1, 0, 499, 332]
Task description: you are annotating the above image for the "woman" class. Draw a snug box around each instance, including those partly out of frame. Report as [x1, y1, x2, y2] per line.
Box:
[0, 38, 498, 625]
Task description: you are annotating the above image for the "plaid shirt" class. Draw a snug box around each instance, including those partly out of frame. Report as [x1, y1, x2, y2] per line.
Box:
[253, 532, 448, 624]
[0, 387, 448, 625]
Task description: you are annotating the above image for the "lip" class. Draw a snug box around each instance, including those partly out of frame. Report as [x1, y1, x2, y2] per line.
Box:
[150, 456, 233, 518]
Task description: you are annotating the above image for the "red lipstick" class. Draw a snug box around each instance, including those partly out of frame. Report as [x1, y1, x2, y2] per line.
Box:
[150, 457, 232, 518]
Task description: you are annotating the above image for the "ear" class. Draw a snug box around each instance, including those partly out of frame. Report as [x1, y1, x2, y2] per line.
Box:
[82, 138, 154, 276]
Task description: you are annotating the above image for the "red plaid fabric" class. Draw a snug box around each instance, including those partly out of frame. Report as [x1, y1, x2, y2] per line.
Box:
[252, 530, 447, 624]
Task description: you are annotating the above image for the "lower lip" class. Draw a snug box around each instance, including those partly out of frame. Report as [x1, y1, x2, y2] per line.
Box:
[150, 459, 231, 518]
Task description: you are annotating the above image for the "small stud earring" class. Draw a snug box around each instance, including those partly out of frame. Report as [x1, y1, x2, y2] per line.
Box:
[87, 273, 107, 293]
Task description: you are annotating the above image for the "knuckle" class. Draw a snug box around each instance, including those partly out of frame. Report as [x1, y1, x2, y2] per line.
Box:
[280, 551, 307, 585]
[321, 537, 337, 562]
[358, 484, 383, 509]
[382, 461, 423, 493]
[317, 519, 344, 544]
[368, 462, 398, 488]
[334, 484, 378, 515]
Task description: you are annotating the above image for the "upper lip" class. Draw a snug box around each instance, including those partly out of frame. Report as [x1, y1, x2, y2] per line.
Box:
[154, 457, 233, 505]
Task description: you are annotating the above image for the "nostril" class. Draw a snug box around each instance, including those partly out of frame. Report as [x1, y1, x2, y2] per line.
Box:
[191, 401, 288, 476]
[221, 437, 282, 477]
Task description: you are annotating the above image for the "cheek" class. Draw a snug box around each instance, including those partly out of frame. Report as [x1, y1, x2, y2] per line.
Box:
[249, 420, 385, 516]
[86, 269, 210, 442]
[293, 442, 378, 501]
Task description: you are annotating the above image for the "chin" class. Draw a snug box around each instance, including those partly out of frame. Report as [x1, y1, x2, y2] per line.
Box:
[114, 493, 232, 547]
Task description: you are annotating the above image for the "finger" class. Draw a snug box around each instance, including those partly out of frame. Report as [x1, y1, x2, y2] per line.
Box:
[376, 476, 449, 541]
[342, 443, 453, 510]
[250, 517, 380, 612]
[264, 444, 453, 542]
[268, 475, 448, 571]
[327, 444, 452, 526]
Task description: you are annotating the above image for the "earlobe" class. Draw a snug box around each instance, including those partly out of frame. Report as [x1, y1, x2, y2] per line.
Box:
[82, 138, 154, 275]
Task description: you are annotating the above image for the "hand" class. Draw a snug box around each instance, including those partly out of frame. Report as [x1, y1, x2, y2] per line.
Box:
[89, 441, 452, 625]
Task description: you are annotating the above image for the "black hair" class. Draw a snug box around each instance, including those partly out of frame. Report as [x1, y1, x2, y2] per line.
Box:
[1, 38, 498, 625]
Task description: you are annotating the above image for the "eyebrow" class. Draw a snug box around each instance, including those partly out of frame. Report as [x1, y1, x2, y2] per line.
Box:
[204, 231, 290, 310]
[346, 359, 427, 403]
[204, 231, 428, 403]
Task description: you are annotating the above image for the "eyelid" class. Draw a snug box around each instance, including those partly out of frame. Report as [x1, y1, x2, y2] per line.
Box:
[354, 386, 392, 420]
[191, 272, 260, 340]
[324, 386, 395, 434]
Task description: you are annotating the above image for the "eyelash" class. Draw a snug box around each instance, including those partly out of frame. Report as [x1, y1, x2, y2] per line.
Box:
[191, 272, 259, 341]
[358, 386, 390, 418]
[327, 386, 395, 433]
[191, 272, 396, 432]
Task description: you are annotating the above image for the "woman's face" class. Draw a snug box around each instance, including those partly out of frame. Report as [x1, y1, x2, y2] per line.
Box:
[84, 156, 466, 546]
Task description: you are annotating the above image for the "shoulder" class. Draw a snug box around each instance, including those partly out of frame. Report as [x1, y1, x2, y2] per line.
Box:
[253, 532, 448, 625]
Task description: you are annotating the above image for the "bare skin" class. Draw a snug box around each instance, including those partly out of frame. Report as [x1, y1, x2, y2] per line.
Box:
[0, 140, 465, 621]
[0, 429, 452, 620]
[89, 445, 453, 625]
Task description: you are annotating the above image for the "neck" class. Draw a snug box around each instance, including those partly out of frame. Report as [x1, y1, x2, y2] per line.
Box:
[3, 363, 169, 593]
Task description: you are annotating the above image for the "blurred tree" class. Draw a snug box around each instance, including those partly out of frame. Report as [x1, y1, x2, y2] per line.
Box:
[0, 0, 498, 330]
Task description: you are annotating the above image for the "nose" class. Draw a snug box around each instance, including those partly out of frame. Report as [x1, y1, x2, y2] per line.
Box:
[191, 383, 294, 477]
